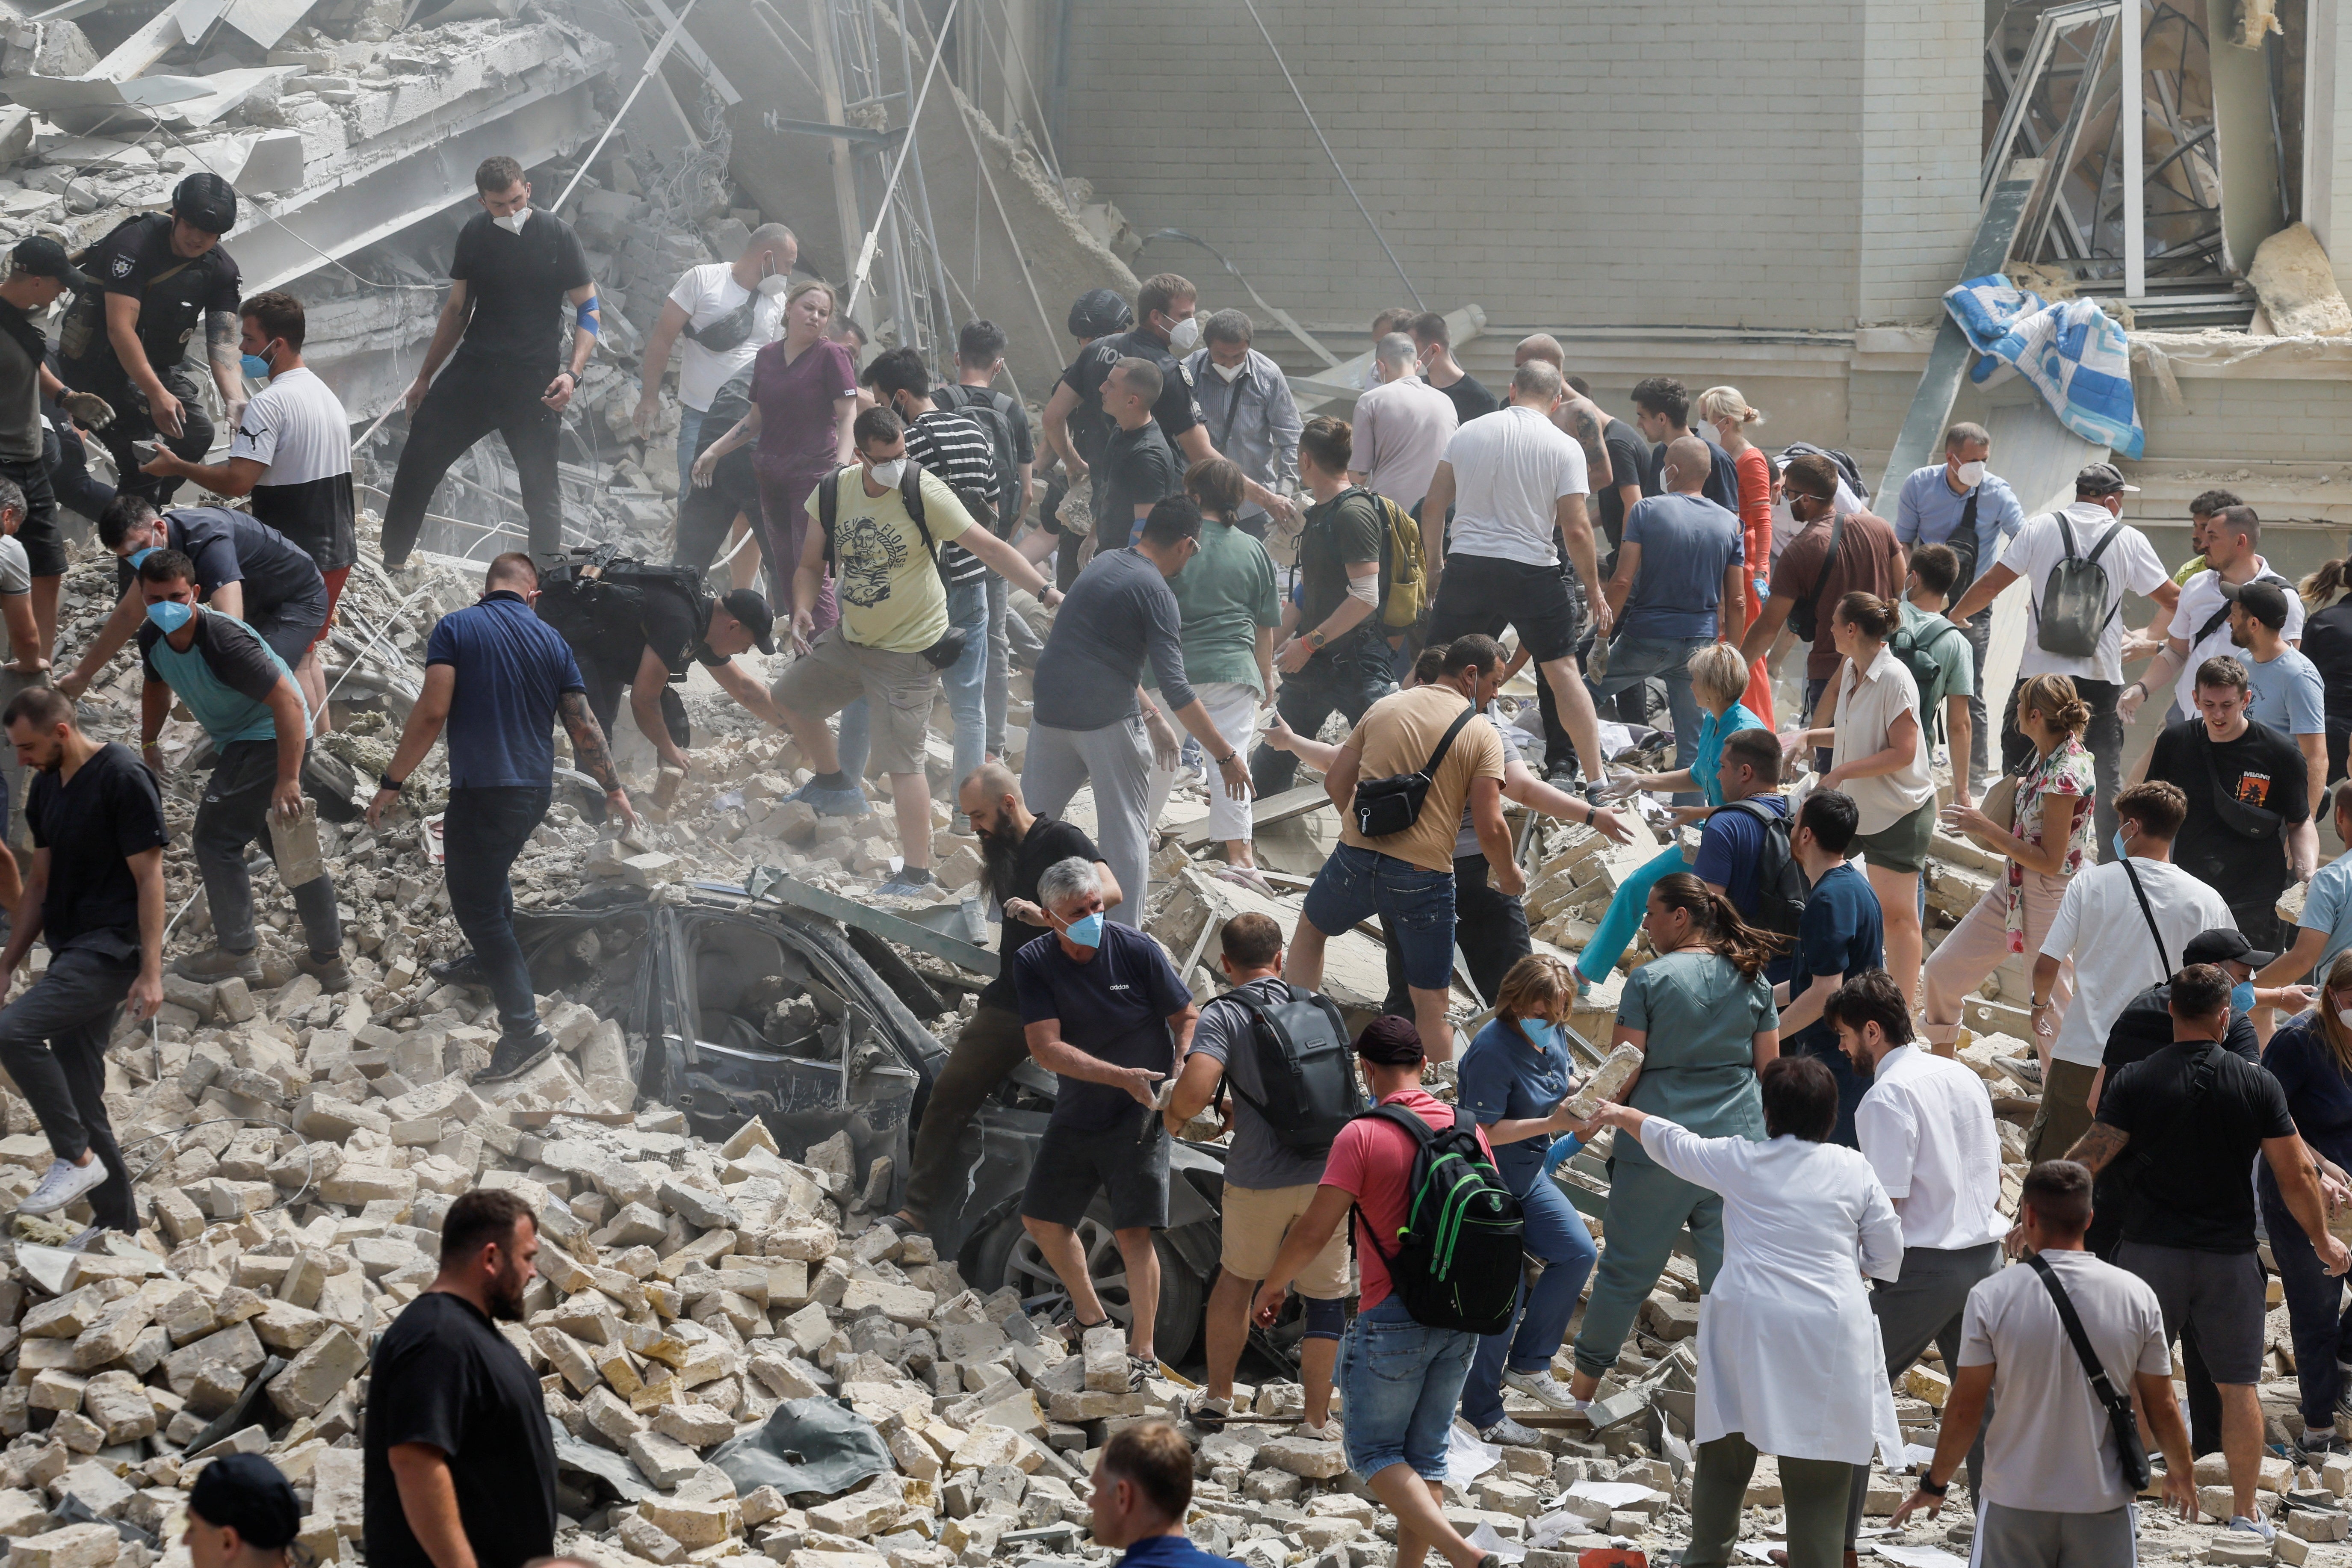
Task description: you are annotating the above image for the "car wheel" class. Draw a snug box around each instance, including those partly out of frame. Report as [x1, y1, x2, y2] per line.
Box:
[980, 1212, 1207, 1365]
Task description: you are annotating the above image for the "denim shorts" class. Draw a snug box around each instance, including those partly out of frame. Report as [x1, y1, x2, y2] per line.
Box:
[1337, 1296, 1477, 1480]
[1302, 842, 1457, 991]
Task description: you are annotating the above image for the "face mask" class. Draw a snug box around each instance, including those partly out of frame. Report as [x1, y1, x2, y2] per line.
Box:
[2339, 1006, 2352, 1031]
[145, 600, 192, 634]
[1063, 911, 1104, 949]
[1211, 360, 1244, 383]
[2112, 827, 2132, 862]
[241, 353, 271, 381]
[867, 457, 905, 488]
[1164, 314, 1203, 355]
[758, 273, 791, 298]
[2231, 980, 2256, 1015]
[127, 546, 156, 569]
[1955, 460, 1988, 488]
[493, 207, 530, 234]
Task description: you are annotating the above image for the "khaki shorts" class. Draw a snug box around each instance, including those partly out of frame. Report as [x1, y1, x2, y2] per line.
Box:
[771, 626, 939, 777]
[1221, 1181, 1351, 1299]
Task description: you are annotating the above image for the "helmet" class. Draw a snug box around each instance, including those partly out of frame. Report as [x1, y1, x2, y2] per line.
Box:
[1067, 287, 1132, 340]
[172, 172, 237, 235]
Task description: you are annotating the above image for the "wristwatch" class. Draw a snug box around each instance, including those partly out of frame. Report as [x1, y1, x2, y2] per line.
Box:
[1307, 630, 1327, 650]
[1916, 1474, 1948, 1497]
[378, 772, 404, 792]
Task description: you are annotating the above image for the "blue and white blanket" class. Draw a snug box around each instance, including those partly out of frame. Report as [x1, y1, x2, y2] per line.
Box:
[1943, 275, 2144, 459]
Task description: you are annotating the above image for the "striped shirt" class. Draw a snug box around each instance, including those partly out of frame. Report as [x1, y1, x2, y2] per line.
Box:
[907, 407, 1002, 585]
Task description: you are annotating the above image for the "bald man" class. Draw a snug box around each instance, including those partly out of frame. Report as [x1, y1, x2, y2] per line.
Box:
[889, 763, 1123, 1237]
[1513, 335, 1613, 489]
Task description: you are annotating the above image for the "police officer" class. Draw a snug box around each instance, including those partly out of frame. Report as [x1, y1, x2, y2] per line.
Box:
[55, 173, 244, 507]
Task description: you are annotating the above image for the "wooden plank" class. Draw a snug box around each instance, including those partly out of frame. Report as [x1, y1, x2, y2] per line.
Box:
[1177, 783, 1333, 850]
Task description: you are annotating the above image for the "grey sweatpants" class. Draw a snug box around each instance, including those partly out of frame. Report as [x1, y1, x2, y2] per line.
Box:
[1970, 1500, 2136, 1566]
[196, 738, 342, 960]
[1021, 715, 1152, 929]
[1848, 1240, 2004, 1544]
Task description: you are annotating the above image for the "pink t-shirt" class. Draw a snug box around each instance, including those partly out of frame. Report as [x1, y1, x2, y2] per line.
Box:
[1321, 1087, 1495, 1311]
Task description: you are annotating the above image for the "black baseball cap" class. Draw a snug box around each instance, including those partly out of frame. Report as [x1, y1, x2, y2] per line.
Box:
[172, 171, 237, 235]
[1067, 287, 1133, 340]
[720, 589, 775, 655]
[2183, 927, 2276, 970]
[10, 236, 95, 291]
[1353, 1014, 1426, 1065]
[188, 1453, 299, 1550]
[2220, 577, 2291, 630]
[2074, 461, 2140, 496]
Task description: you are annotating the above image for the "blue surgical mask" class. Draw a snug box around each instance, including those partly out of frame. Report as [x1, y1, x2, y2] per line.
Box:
[127, 547, 156, 569]
[241, 353, 271, 381]
[1063, 911, 1104, 949]
[2232, 980, 2255, 1015]
[2112, 827, 2132, 862]
[145, 600, 192, 633]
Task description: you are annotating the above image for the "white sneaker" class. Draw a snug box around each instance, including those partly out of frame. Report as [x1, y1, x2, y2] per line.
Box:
[1299, 1417, 1337, 1441]
[1477, 1415, 1542, 1447]
[1503, 1369, 1587, 1409]
[20, 1158, 105, 1216]
[2226, 1517, 2277, 1542]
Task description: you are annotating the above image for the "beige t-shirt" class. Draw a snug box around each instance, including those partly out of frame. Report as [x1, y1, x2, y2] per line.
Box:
[1832, 642, 1935, 835]
[803, 466, 975, 653]
[1340, 685, 1508, 874]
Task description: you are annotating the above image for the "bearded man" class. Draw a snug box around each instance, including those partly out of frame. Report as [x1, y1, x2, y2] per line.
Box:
[885, 761, 1123, 1238]
[364, 1190, 558, 1568]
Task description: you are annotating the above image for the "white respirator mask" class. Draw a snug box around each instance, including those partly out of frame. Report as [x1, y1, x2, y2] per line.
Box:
[1955, 459, 1988, 488]
[1164, 314, 1203, 355]
[493, 207, 531, 234]
[867, 457, 907, 487]
[1212, 360, 1244, 383]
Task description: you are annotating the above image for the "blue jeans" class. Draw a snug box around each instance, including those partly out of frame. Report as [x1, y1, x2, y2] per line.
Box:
[1338, 1296, 1477, 1480]
[443, 785, 550, 1036]
[1589, 633, 1708, 803]
[943, 577, 988, 804]
[1578, 842, 1688, 985]
[985, 572, 1012, 756]
[1303, 843, 1455, 991]
[1460, 1171, 1598, 1429]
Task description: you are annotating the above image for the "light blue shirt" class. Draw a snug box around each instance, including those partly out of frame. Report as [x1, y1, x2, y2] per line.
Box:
[2246, 646, 2326, 736]
[1895, 464, 2026, 569]
[1693, 702, 1767, 806]
[2301, 851, 2352, 973]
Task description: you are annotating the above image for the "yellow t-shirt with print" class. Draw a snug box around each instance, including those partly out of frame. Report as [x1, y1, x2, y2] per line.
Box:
[804, 465, 976, 653]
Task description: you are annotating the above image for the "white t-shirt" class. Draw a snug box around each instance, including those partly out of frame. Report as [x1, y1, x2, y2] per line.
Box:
[1440, 405, 1589, 567]
[1853, 1045, 2005, 1252]
[2164, 560, 2306, 715]
[0, 532, 27, 596]
[1959, 1249, 2170, 1513]
[230, 366, 355, 573]
[1996, 501, 2170, 685]
[2039, 857, 2236, 1067]
[668, 263, 785, 411]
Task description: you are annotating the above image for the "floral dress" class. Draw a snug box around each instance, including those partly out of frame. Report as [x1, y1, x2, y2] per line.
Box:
[2004, 732, 2095, 951]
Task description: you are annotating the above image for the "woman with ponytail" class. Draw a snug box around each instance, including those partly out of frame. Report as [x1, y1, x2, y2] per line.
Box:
[1560, 872, 1784, 1414]
[2302, 557, 2352, 783]
[1918, 674, 2096, 1054]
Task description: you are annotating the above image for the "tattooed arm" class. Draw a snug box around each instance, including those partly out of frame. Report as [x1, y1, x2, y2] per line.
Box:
[208, 309, 246, 430]
[2061, 1121, 2129, 1177]
[1566, 399, 1612, 490]
[557, 689, 638, 825]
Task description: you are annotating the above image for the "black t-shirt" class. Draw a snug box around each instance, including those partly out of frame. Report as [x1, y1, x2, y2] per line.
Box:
[2098, 1038, 2294, 1252]
[58, 214, 240, 380]
[1058, 329, 1204, 464]
[363, 1291, 557, 1568]
[1097, 422, 1178, 547]
[1434, 372, 1498, 425]
[936, 382, 1034, 536]
[115, 507, 324, 619]
[27, 741, 166, 958]
[2100, 982, 2260, 1084]
[449, 210, 594, 371]
[2303, 599, 2352, 730]
[1597, 419, 1659, 551]
[612, 580, 722, 681]
[2146, 717, 2310, 908]
[1297, 487, 1386, 644]
[978, 814, 1102, 1011]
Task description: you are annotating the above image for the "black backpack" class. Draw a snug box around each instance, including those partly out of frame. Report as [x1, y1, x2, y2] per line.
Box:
[2035, 511, 2124, 659]
[1779, 441, 1870, 506]
[1356, 1103, 1524, 1335]
[1718, 797, 1806, 938]
[1213, 981, 1364, 1155]
[535, 545, 709, 652]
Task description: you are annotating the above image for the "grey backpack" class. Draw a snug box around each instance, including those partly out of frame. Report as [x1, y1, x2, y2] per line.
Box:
[2036, 512, 2124, 659]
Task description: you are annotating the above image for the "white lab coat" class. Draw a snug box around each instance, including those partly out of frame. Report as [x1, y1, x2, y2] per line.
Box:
[1642, 1119, 1907, 1464]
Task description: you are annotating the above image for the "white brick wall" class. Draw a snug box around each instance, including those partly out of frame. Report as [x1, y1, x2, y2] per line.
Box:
[1056, 0, 1979, 333]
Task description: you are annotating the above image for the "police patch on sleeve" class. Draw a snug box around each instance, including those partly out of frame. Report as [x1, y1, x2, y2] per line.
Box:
[110, 254, 133, 278]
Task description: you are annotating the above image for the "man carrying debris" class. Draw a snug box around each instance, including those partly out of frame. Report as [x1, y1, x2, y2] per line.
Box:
[368, 555, 636, 1082]
[0, 685, 165, 1237]
[889, 762, 1118, 1239]
[1015, 855, 1197, 1382]
[55, 172, 245, 508]
[132, 548, 347, 992]
[184, 1453, 303, 1568]
[59, 496, 328, 699]
[1085, 1421, 1247, 1568]
[366, 1188, 557, 1568]
[1286, 635, 1514, 1063]
[0, 236, 104, 667]
[771, 405, 1061, 898]
[139, 291, 355, 732]
[381, 156, 600, 567]
[632, 223, 798, 494]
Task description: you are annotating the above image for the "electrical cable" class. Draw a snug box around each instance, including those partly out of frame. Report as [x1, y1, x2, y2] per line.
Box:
[1233, 0, 1422, 310]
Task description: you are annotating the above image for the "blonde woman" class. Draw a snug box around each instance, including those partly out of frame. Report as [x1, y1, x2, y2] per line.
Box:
[1918, 676, 2095, 1054]
[2254, 949, 2352, 1451]
[1454, 954, 1597, 1442]
[1697, 386, 1776, 726]
[1784, 591, 1937, 1007]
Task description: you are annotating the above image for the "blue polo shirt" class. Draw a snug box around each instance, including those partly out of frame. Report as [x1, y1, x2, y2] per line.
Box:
[1458, 1016, 1573, 1194]
[425, 591, 586, 790]
[1117, 1536, 1243, 1568]
[1785, 860, 1885, 1055]
[1012, 921, 1191, 1133]
[1894, 465, 2026, 574]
